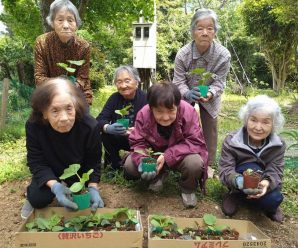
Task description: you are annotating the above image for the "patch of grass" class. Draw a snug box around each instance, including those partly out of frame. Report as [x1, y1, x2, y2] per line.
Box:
[0, 138, 30, 183]
[281, 167, 298, 217]
[205, 178, 228, 203]
[90, 86, 115, 118]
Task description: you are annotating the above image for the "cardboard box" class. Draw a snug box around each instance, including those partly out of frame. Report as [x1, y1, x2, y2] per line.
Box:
[148, 215, 271, 248]
[15, 207, 143, 248]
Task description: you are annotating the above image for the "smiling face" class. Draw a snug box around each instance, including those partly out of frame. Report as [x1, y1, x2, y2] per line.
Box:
[115, 70, 138, 100]
[246, 111, 273, 147]
[193, 17, 216, 54]
[43, 92, 76, 133]
[52, 7, 77, 43]
[152, 105, 178, 127]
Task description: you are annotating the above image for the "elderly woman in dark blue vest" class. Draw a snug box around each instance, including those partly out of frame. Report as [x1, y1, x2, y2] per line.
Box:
[96, 65, 147, 170]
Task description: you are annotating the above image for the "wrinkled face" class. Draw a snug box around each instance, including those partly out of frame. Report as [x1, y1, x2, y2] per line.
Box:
[115, 71, 138, 100]
[43, 92, 76, 133]
[193, 18, 215, 53]
[53, 7, 77, 43]
[246, 111, 273, 146]
[152, 105, 178, 127]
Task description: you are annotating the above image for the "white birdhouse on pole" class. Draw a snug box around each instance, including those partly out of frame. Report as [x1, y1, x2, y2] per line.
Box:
[132, 19, 156, 69]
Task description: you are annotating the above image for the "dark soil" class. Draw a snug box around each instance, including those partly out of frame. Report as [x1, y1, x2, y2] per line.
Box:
[1, 179, 298, 248]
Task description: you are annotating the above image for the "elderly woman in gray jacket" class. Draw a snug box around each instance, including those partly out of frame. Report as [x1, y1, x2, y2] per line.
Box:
[219, 95, 286, 223]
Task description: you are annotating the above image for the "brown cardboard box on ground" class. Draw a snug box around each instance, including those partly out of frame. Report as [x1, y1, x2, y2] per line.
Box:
[15, 207, 143, 248]
[148, 215, 271, 248]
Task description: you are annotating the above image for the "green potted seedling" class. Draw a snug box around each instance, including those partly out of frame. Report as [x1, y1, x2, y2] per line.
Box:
[115, 104, 132, 129]
[57, 59, 85, 84]
[135, 148, 163, 172]
[190, 68, 213, 98]
[59, 163, 93, 210]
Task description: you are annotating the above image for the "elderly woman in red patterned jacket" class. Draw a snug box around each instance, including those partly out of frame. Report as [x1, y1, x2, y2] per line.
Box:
[34, 0, 92, 104]
[123, 81, 208, 208]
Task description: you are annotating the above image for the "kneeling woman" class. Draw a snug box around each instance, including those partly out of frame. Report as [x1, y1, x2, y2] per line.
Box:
[21, 77, 104, 219]
[219, 95, 286, 222]
[124, 82, 208, 207]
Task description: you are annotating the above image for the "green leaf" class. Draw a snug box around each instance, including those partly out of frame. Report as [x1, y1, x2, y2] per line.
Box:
[101, 219, 111, 226]
[115, 221, 121, 228]
[52, 226, 64, 232]
[59, 164, 80, 180]
[57, 63, 69, 69]
[81, 169, 94, 185]
[215, 225, 228, 232]
[203, 214, 216, 226]
[115, 104, 132, 117]
[70, 181, 84, 193]
[65, 67, 76, 73]
[191, 68, 206, 75]
[150, 219, 161, 227]
[67, 60, 85, 66]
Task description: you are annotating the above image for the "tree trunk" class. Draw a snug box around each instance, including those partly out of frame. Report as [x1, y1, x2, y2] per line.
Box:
[39, 0, 53, 33]
[0, 62, 12, 80]
[77, 0, 90, 20]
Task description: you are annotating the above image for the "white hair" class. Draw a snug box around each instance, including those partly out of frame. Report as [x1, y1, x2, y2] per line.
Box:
[46, 0, 82, 28]
[239, 95, 285, 133]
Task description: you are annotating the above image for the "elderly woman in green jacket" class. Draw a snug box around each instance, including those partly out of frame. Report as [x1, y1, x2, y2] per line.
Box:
[219, 95, 286, 223]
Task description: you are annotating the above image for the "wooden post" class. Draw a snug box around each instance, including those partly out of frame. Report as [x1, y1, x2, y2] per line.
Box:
[0, 78, 10, 129]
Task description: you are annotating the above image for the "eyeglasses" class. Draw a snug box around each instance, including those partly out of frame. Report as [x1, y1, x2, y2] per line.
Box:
[116, 79, 133, 86]
[195, 27, 215, 34]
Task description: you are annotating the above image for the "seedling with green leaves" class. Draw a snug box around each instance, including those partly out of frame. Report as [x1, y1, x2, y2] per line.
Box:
[115, 104, 132, 118]
[135, 148, 163, 158]
[57, 60, 85, 83]
[25, 213, 64, 232]
[59, 163, 93, 193]
[202, 214, 228, 234]
[25, 208, 140, 232]
[190, 68, 213, 97]
[115, 104, 133, 129]
[150, 215, 177, 237]
[135, 148, 164, 172]
[190, 68, 213, 86]
[150, 213, 239, 240]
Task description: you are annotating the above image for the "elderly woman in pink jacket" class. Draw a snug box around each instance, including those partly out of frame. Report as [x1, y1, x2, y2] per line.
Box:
[123, 81, 208, 208]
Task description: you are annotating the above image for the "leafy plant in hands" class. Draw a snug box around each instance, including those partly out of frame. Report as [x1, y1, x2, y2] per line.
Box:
[115, 104, 132, 118]
[190, 68, 213, 86]
[135, 147, 163, 158]
[59, 164, 93, 193]
[57, 60, 85, 83]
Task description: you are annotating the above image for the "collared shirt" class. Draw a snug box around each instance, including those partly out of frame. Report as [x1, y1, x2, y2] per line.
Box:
[173, 40, 231, 118]
[34, 31, 93, 104]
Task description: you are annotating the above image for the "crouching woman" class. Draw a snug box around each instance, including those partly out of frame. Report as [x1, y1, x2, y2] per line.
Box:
[124, 81, 208, 208]
[21, 77, 104, 219]
[219, 95, 286, 222]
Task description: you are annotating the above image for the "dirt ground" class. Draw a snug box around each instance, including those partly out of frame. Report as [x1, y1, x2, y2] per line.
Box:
[1, 179, 297, 248]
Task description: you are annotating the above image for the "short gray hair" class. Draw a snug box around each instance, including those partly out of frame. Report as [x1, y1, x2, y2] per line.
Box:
[190, 8, 219, 35]
[46, 0, 82, 28]
[113, 65, 141, 84]
[239, 95, 285, 133]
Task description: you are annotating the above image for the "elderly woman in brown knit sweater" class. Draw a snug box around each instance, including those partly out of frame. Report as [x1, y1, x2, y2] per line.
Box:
[34, 0, 93, 104]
